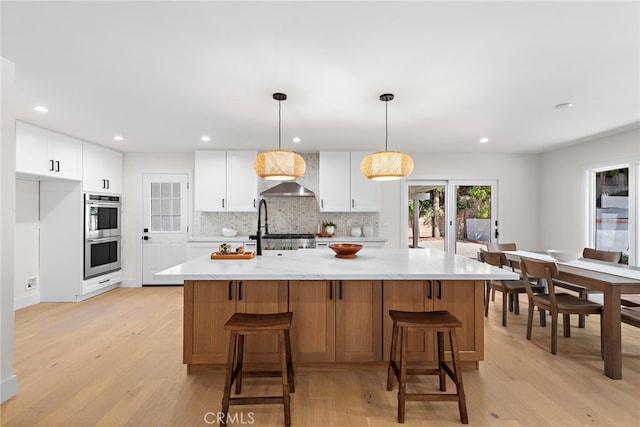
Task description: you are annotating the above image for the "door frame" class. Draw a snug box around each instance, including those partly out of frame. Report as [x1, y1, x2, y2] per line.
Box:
[136, 170, 192, 286]
[401, 178, 499, 254]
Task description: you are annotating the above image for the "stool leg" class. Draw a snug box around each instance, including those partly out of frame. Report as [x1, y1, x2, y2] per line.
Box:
[221, 331, 238, 427]
[285, 330, 295, 393]
[279, 331, 292, 427]
[484, 282, 490, 317]
[235, 334, 245, 394]
[398, 326, 408, 424]
[502, 289, 508, 326]
[448, 328, 469, 424]
[437, 330, 446, 392]
[386, 322, 399, 391]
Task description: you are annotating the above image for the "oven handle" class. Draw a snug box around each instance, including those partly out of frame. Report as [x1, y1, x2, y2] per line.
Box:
[86, 237, 121, 243]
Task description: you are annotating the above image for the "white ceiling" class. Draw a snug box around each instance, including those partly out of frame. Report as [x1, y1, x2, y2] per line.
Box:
[2, 1, 639, 154]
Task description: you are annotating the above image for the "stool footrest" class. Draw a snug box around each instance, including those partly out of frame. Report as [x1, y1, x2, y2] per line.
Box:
[405, 393, 462, 402]
[242, 370, 284, 378]
[229, 396, 284, 405]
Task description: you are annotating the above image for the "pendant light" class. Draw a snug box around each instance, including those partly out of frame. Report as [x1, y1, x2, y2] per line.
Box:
[254, 93, 306, 180]
[360, 93, 414, 181]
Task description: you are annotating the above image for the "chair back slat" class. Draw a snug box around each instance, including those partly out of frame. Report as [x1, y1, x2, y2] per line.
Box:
[478, 250, 507, 268]
[486, 242, 517, 252]
[520, 257, 559, 304]
[583, 247, 622, 263]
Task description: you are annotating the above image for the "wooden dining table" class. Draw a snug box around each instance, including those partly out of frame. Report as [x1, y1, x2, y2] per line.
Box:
[503, 250, 640, 380]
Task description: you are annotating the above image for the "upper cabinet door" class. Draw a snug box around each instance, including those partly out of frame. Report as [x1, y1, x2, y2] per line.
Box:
[349, 151, 380, 212]
[319, 151, 380, 212]
[51, 132, 83, 180]
[319, 151, 351, 212]
[82, 142, 123, 194]
[194, 150, 227, 211]
[16, 121, 51, 176]
[194, 150, 258, 212]
[225, 150, 257, 212]
[16, 121, 82, 180]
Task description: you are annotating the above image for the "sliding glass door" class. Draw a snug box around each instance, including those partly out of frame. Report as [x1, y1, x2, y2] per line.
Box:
[404, 180, 498, 257]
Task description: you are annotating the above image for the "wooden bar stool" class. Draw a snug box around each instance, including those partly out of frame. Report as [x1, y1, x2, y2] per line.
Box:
[386, 310, 468, 424]
[221, 312, 295, 427]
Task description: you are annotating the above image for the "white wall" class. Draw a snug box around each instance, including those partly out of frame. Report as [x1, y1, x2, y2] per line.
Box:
[379, 152, 541, 250]
[121, 152, 194, 286]
[1, 57, 18, 402]
[540, 128, 640, 258]
[14, 179, 40, 309]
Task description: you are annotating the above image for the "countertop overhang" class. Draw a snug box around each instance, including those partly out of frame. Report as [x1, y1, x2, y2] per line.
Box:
[157, 248, 519, 281]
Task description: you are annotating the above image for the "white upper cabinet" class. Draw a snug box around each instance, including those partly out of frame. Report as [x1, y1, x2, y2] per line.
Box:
[82, 142, 123, 194]
[16, 121, 83, 180]
[194, 150, 257, 212]
[349, 151, 380, 212]
[319, 151, 380, 212]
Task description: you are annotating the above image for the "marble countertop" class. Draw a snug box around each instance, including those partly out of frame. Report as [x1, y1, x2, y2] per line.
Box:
[157, 248, 519, 281]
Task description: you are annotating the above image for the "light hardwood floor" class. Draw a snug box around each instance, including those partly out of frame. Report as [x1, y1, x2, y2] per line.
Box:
[2, 286, 639, 426]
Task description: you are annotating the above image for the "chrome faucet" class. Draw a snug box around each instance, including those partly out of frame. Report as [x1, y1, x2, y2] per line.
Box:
[256, 199, 269, 256]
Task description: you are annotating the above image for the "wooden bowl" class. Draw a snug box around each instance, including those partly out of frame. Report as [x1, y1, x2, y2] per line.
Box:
[328, 243, 363, 259]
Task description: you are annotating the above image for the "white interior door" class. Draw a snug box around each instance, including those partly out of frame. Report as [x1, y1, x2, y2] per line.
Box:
[142, 173, 189, 285]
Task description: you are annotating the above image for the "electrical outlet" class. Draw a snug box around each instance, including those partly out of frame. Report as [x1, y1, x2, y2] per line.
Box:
[25, 277, 38, 291]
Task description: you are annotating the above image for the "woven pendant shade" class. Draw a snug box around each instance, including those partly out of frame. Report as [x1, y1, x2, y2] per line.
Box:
[254, 149, 306, 181]
[254, 92, 306, 180]
[360, 150, 414, 181]
[361, 93, 413, 181]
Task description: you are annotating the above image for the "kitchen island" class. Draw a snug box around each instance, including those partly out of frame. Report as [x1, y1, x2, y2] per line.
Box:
[158, 248, 519, 373]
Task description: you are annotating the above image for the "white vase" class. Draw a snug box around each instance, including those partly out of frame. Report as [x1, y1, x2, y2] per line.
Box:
[325, 226, 335, 235]
[363, 225, 374, 237]
[351, 227, 362, 237]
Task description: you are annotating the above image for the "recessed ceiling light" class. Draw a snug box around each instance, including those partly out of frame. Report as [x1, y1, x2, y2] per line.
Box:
[113, 135, 124, 141]
[479, 137, 489, 144]
[554, 102, 573, 109]
[292, 137, 301, 143]
[33, 105, 48, 113]
[201, 136, 211, 142]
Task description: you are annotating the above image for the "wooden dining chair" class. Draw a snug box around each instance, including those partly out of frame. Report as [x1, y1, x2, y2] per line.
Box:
[479, 250, 545, 326]
[520, 257, 603, 355]
[554, 248, 622, 327]
[485, 243, 519, 302]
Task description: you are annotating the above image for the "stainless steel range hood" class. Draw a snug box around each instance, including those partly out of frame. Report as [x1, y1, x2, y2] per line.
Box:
[260, 182, 315, 197]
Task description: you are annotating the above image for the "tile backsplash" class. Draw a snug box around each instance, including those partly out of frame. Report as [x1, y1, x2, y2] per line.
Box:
[195, 153, 380, 237]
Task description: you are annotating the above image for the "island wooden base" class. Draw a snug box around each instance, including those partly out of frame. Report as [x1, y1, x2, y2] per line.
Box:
[184, 279, 484, 373]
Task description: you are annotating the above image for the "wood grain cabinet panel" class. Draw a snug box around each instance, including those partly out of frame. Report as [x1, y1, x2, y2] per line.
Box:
[335, 280, 382, 362]
[382, 280, 483, 363]
[184, 280, 288, 371]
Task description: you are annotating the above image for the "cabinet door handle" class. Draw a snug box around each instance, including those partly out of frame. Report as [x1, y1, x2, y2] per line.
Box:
[222, 199, 225, 208]
[321, 199, 324, 209]
[352, 199, 355, 209]
[436, 280, 442, 300]
[49, 160, 55, 171]
[427, 280, 432, 300]
[228, 281, 233, 301]
[106, 179, 110, 189]
[238, 281, 243, 300]
[55, 160, 60, 172]
[339, 280, 343, 300]
[329, 281, 333, 300]
[102, 179, 107, 189]
[253, 199, 256, 208]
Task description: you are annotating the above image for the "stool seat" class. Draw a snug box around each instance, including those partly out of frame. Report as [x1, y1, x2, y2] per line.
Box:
[389, 310, 462, 329]
[225, 312, 293, 331]
[387, 310, 468, 424]
[221, 312, 294, 427]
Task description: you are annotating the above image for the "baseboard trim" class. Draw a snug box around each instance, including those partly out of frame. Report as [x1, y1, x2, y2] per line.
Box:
[14, 293, 40, 310]
[1, 374, 17, 403]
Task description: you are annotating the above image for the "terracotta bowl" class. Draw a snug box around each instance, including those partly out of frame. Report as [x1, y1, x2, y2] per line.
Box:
[328, 243, 363, 259]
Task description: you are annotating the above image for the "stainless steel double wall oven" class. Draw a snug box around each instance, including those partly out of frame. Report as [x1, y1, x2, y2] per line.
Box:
[84, 194, 122, 279]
